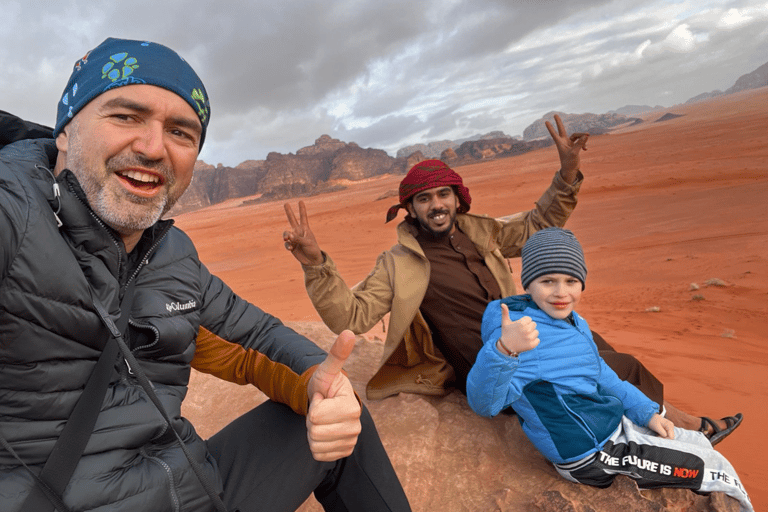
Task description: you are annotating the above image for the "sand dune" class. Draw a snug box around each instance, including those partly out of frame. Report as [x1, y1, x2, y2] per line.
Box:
[176, 87, 768, 509]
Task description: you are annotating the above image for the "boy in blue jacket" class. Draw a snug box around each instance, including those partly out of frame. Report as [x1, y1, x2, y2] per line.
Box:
[466, 227, 752, 511]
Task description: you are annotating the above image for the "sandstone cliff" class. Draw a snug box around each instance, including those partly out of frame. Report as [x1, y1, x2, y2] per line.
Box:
[168, 135, 408, 215]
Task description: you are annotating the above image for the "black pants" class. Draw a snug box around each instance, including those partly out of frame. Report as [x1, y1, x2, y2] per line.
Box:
[592, 331, 665, 407]
[206, 400, 411, 512]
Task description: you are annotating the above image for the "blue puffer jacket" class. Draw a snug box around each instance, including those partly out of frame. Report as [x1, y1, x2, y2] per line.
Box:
[467, 295, 659, 464]
[0, 133, 328, 511]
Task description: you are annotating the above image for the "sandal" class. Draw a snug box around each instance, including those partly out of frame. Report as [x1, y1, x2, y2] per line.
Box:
[699, 413, 743, 446]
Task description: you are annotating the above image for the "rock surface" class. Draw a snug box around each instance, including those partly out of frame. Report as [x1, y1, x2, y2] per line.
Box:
[183, 322, 740, 512]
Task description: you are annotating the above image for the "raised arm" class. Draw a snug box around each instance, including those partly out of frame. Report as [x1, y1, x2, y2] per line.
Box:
[491, 115, 589, 258]
[283, 200, 324, 266]
[545, 114, 589, 184]
[283, 200, 395, 335]
[467, 302, 538, 417]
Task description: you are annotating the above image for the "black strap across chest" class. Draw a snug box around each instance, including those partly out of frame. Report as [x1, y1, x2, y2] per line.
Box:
[7, 278, 230, 512]
[14, 280, 136, 512]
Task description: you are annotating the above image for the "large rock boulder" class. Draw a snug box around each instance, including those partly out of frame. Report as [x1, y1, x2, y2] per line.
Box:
[182, 322, 739, 512]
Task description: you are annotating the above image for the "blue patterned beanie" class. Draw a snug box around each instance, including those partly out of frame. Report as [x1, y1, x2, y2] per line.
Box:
[521, 227, 587, 290]
[54, 37, 211, 150]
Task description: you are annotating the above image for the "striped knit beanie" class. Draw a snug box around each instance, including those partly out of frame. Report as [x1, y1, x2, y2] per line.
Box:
[521, 227, 587, 290]
[54, 37, 211, 150]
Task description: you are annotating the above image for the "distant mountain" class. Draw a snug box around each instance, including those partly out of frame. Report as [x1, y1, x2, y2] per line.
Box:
[395, 140, 454, 160]
[522, 111, 638, 141]
[686, 60, 768, 104]
[726, 61, 768, 93]
[684, 90, 724, 104]
[440, 136, 551, 167]
[396, 130, 519, 159]
[608, 105, 665, 116]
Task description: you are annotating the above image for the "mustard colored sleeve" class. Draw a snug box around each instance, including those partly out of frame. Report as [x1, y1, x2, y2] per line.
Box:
[192, 327, 317, 416]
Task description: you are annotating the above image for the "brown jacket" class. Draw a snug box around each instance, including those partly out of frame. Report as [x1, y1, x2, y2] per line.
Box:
[303, 170, 582, 400]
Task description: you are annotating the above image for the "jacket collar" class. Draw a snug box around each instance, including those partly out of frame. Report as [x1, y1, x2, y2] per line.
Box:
[35, 163, 173, 282]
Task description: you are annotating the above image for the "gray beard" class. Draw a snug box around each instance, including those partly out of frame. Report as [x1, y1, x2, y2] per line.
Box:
[65, 125, 179, 234]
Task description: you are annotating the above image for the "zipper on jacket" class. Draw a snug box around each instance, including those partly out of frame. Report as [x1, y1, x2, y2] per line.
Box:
[124, 226, 171, 290]
[128, 320, 161, 354]
[559, 396, 601, 447]
[554, 316, 608, 448]
[140, 446, 181, 512]
[123, 228, 170, 363]
[67, 181, 173, 371]
[68, 182, 126, 281]
[121, 229, 171, 371]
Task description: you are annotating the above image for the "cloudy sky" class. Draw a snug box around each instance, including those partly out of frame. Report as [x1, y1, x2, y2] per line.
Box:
[3, 0, 766, 167]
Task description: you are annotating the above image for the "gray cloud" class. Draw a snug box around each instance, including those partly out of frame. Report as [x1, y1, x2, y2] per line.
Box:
[3, 0, 766, 166]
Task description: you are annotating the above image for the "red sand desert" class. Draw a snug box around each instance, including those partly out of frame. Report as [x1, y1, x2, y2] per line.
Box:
[176, 87, 768, 509]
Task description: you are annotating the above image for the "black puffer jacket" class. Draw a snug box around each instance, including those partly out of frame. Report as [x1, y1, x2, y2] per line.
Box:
[0, 122, 327, 511]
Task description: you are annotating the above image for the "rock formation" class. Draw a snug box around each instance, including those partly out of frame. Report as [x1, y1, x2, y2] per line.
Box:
[441, 137, 551, 167]
[522, 111, 635, 140]
[168, 136, 409, 215]
[396, 139, 455, 159]
[182, 322, 741, 512]
[687, 61, 768, 104]
[397, 131, 519, 159]
[726, 61, 768, 94]
[609, 104, 665, 116]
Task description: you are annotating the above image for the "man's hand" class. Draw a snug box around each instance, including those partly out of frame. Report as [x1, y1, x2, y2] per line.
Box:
[283, 201, 324, 266]
[306, 330, 362, 461]
[648, 413, 676, 439]
[496, 303, 540, 356]
[545, 114, 589, 184]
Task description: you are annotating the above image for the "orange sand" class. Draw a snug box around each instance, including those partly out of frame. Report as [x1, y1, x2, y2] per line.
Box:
[176, 87, 768, 509]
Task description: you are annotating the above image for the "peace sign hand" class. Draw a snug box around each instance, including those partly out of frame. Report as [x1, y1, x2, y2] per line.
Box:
[545, 113, 589, 184]
[283, 200, 324, 266]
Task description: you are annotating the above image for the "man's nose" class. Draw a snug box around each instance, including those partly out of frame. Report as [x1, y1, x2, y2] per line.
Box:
[132, 122, 166, 161]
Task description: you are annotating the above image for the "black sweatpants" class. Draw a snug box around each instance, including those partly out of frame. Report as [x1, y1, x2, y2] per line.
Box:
[206, 400, 411, 512]
[592, 331, 665, 407]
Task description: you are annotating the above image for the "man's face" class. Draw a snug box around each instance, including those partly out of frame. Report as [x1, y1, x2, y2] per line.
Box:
[406, 186, 459, 237]
[55, 84, 201, 239]
[524, 273, 583, 320]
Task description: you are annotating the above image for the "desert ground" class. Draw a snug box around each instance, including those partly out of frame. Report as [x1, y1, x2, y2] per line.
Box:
[176, 87, 768, 510]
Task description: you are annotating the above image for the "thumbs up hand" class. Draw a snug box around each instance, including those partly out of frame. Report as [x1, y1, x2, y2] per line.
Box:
[496, 303, 540, 356]
[306, 330, 362, 461]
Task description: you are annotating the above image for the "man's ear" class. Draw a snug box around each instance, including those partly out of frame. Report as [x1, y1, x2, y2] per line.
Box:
[53, 128, 69, 174]
[55, 127, 69, 152]
[405, 201, 415, 217]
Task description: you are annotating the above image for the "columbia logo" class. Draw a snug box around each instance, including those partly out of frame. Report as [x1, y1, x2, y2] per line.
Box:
[166, 300, 196, 313]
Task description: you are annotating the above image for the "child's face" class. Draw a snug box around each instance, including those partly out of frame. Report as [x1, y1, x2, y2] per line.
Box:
[524, 273, 583, 320]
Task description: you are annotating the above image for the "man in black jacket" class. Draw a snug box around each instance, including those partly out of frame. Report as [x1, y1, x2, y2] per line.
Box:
[0, 38, 410, 512]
